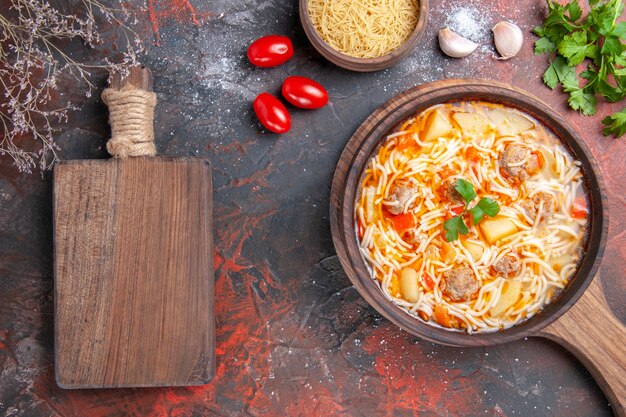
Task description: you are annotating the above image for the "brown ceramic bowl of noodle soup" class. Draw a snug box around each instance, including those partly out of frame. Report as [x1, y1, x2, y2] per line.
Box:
[330, 79, 607, 346]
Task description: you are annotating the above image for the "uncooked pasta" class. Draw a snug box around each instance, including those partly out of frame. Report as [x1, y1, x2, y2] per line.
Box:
[308, 0, 419, 58]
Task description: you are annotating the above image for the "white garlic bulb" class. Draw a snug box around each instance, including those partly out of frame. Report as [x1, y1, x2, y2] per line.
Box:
[492, 21, 523, 60]
[438, 28, 479, 58]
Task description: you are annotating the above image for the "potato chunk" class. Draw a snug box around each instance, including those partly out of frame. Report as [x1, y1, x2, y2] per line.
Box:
[488, 108, 534, 136]
[422, 109, 454, 142]
[400, 267, 419, 303]
[490, 280, 522, 317]
[480, 217, 519, 244]
[452, 112, 492, 136]
[549, 253, 575, 272]
[364, 186, 376, 223]
[464, 241, 484, 262]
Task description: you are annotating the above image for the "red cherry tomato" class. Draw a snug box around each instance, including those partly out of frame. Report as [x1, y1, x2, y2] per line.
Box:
[422, 273, 435, 291]
[253, 93, 291, 134]
[571, 196, 588, 219]
[388, 212, 415, 234]
[247, 35, 294, 68]
[281, 76, 329, 109]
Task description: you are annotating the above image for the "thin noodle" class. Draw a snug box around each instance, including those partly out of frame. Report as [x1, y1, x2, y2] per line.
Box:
[308, 0, 419, 59]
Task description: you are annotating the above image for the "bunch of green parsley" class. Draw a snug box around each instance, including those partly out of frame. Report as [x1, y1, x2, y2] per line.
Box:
[534, 0, 626, 137]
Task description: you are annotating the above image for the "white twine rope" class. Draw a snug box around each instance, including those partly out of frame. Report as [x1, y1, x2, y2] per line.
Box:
[101, 85, 157, 158]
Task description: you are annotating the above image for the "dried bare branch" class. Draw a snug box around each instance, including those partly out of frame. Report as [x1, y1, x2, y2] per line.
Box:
[0, 0, 144, 173]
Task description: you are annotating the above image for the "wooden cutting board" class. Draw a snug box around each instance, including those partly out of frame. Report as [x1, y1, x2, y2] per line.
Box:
[53, 67, 214, 388]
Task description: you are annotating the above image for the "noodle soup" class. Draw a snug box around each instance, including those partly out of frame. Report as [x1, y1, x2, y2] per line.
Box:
[356, 102, 589, 333]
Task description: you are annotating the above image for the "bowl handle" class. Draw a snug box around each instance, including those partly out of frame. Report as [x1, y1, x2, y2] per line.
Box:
[535, 274, 625, 416]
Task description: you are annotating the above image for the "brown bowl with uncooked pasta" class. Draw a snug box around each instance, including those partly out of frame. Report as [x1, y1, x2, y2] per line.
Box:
[299, 0, 428, 72]
[330, 79, 626, 413]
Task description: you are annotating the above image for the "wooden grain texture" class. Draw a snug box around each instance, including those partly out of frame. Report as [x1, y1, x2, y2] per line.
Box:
[537, 276, 626, 417]
[54, 157, 214, 388]
[299, 0, 428, 72]
[329, 79, 622, 411]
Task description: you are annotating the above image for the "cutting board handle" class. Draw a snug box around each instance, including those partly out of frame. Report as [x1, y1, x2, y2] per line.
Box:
[101, 66, 158, 158]
[536, 275, 626, 417]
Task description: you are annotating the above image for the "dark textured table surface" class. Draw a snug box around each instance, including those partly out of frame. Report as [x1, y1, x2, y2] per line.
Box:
[0, 0, 624, 416]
